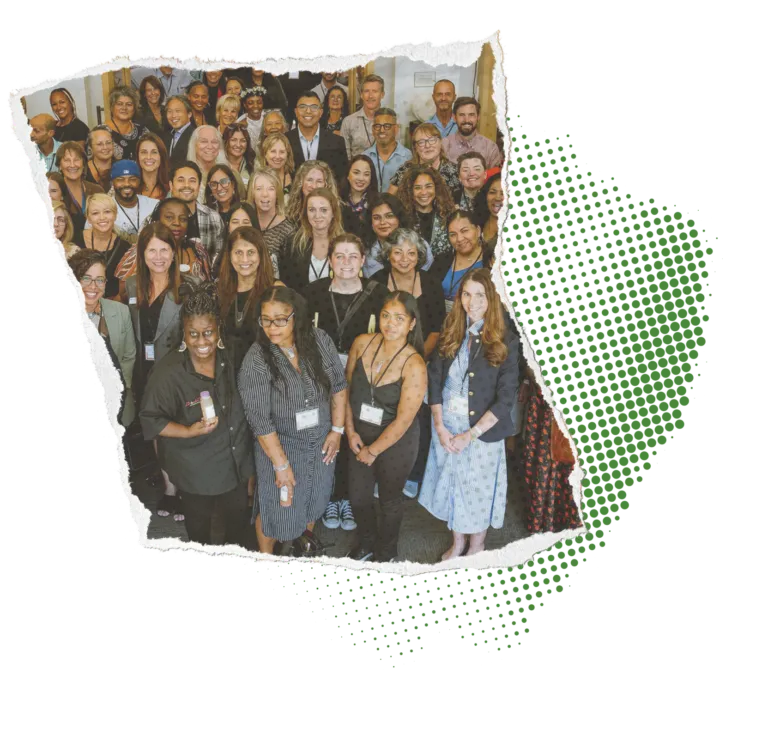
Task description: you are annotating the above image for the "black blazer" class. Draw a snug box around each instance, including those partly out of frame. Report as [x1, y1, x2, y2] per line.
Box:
[427, 327, 519, 443]
[164, 122, 197, 167]
[430, 248, 494, 287]
[287, 128, 348, 185]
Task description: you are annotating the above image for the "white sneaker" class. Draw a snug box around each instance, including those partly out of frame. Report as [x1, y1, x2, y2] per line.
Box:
[403, 480, 419, 499]
[339, 499, 357, 531]
[321, 500, 340, 530]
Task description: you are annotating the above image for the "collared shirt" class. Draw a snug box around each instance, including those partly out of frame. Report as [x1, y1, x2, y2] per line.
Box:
[140, 347, 254, 496]
[39, 139, 61, 173]
[169, 122, 192, 156]
[311, 81, 349, 102]
[441, 131, 503, 168]
[363, 142, 413, 192]
[156, 69, 194, 97]
[426, 113, 458, 138]
[340, 108, 376, 158]
[298, 127, 321, 161]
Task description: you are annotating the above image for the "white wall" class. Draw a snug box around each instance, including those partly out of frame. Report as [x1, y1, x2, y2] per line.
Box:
[23, 75, 105, 128]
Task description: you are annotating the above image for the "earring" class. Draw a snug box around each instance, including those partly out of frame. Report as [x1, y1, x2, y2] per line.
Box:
[217, 337, 225, 349]
[359, 269, 363, 278]
[178, 340, 187, 352]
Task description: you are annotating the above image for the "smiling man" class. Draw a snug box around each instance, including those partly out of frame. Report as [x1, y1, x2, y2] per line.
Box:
[427, 79, 458, 138]
[163, 95, 196, 166]
[29, 113, 60, 173]
[363, 108, 412, 192]
[340, 74, 386, 158]
[441, 96, 502, 168]
[107, 160, 157, 243]
[287, 90, 348, 184]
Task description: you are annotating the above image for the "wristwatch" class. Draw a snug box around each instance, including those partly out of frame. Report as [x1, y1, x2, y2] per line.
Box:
[332, 425, 345, 434]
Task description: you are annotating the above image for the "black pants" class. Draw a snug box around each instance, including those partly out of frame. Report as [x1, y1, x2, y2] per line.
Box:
[331, 442, 350, 502]
[407, 403, 432, 485]
[348, 420, 419, 560]
[181, 482, 248, 546]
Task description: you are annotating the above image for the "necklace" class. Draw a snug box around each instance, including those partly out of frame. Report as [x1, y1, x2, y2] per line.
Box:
[280, 344, 296, 359]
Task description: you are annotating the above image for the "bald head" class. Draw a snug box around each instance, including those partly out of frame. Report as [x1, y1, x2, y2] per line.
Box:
[30, 113, 57, 151]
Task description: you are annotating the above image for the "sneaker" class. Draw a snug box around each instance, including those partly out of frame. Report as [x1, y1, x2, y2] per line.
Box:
[403, 480, 419, 499]
[321, 500, 340, 530]
[350, 545, 374, 562]
[339, 499, 357, 531]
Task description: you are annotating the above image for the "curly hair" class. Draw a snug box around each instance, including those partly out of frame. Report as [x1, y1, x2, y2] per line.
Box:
[109, 85, 141, 117]
[437, 268, 508, 367]
[396, 165, 454, 223]
[68, 248, 107, 281]
[256, 286, 331, 395]
[285, 160, 339, 223]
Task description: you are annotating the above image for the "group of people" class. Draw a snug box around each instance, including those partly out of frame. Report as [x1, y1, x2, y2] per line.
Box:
[33, 65, 576, 563]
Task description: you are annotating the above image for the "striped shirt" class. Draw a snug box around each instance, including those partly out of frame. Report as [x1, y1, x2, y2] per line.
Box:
[237, 327, 347, 541]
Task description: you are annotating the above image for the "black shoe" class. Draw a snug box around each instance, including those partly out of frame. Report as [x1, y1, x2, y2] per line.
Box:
[350, 545, 375, 562]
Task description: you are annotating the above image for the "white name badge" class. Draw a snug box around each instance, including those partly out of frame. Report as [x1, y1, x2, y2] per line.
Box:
[448, 395, 468, 415]
[144, 343, 155, 361]
[360, 402, 384, 426]
[129, 296, 137, 305]
[338, 353, 349, 369]
[296, 407, 319, 431]
[444, 299, 454, 314]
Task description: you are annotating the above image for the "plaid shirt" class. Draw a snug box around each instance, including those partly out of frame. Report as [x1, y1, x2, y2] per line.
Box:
[194, 203, 226, 276]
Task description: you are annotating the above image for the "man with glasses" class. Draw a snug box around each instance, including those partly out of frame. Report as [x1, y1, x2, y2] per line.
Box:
[441, 96, 502, 168]
[363, 108, 412, 192]
[427, 79, 458, 138]
[287, 91, 348, 184]
[341, 74, 386, 158]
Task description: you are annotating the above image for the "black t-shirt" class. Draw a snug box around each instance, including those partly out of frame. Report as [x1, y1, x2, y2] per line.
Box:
[53, 118, 89, 144]
[372, 268, 446, 338]
[416, 210, 434, 244]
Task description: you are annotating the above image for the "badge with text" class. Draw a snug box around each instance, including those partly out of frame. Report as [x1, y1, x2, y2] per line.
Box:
[360, 402, 384, 426]
[296, 407, 319, 431]
[144, 343, 155, 361]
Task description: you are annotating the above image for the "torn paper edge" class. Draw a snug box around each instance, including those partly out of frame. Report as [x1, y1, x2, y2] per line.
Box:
[10, 31, 584, 578]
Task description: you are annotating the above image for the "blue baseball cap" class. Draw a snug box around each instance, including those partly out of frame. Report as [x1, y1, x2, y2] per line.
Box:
[111, 159, 140, 179]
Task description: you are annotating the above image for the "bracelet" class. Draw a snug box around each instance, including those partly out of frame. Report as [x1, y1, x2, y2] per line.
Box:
[470, 426, 483, 441]
[331, 425, 345, 435]
[273, 462, 290, 472]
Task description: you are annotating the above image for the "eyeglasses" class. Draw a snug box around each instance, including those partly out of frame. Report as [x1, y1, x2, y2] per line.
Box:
[209, 178, 232, 190]
[80, 275, 107, 287]
[372, 123, 394, 132]
[297, 104, 321, 112]
[413, 136, 439, 149]
[258, 312, 295, 328]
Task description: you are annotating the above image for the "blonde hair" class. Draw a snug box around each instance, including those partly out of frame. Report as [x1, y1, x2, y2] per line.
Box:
[216, 94, 241, 122]
[246, 167, 286, 216]
[260, 132, 295, 174]
[52, 200, 75, 246]
[85, 192, 117, 219]
[285, 160, 339, 223]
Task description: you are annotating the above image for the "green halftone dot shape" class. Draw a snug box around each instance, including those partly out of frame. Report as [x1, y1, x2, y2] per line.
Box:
[291, 129, 711, 659]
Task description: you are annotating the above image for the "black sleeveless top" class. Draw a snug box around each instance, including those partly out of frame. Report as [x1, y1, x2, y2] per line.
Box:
[350, 335, 416, 436]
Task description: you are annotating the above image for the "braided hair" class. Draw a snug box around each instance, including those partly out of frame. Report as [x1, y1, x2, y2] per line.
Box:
[181, 281, 221, 325]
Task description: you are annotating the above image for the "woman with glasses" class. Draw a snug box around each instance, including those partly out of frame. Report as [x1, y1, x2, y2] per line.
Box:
[52, 200, 79, 258]
[224, 124, 256, 189]
[186, 125, 230, 204]
[204, 163, 244, 227]
[107, 86, 148, 161]
[320, 85, 348, 135]
[388, 122, 460, 198]
[85, 125, 117, 193]
[140, 282, 254, 546]
[304, 233, 389, 533]
[68, 249, 137, 426]
[396, 165, 455, 258]
[137, 75, 168, 137]
[74, 193, 131, 299]
[238, 286, 347, 555]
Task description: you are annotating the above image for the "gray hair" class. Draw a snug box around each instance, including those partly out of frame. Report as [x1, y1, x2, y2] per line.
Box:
[381, 228, 429, 269]
[109, 85, 141, 115]
[374, 107, 397, 120]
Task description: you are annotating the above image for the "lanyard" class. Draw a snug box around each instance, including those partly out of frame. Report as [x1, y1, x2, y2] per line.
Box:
[447, 249, 483, 298]
[368, 336, 408, 406]
[302, 134, 316, 162]
[375, 152, 386, 191]
[89, 230, 115, 254]
[390, 268, 417, 294]
[116, 199, 140, 234]
[329, 285, 364, 350]
[259, 212, 277, 232]
[362, 116, 373, 147]
[309, 255, 329, 282]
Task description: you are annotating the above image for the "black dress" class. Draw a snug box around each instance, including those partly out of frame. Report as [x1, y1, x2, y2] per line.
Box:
[72, 232, 131, 299]
[54, 118, 89, 144]
[371, 268, 447, 339]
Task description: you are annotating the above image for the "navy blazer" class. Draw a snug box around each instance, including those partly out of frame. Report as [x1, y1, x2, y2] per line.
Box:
[287, 128, 348, 185]
[427, 326, 520, 443]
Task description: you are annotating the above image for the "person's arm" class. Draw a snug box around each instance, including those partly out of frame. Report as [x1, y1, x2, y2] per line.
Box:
[361, 354, 427, 462]
[344, 335, 365, 454]
[158, 418, 219, 438]
[118, 308, 136, 391]
[424, 332, 440, 358]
